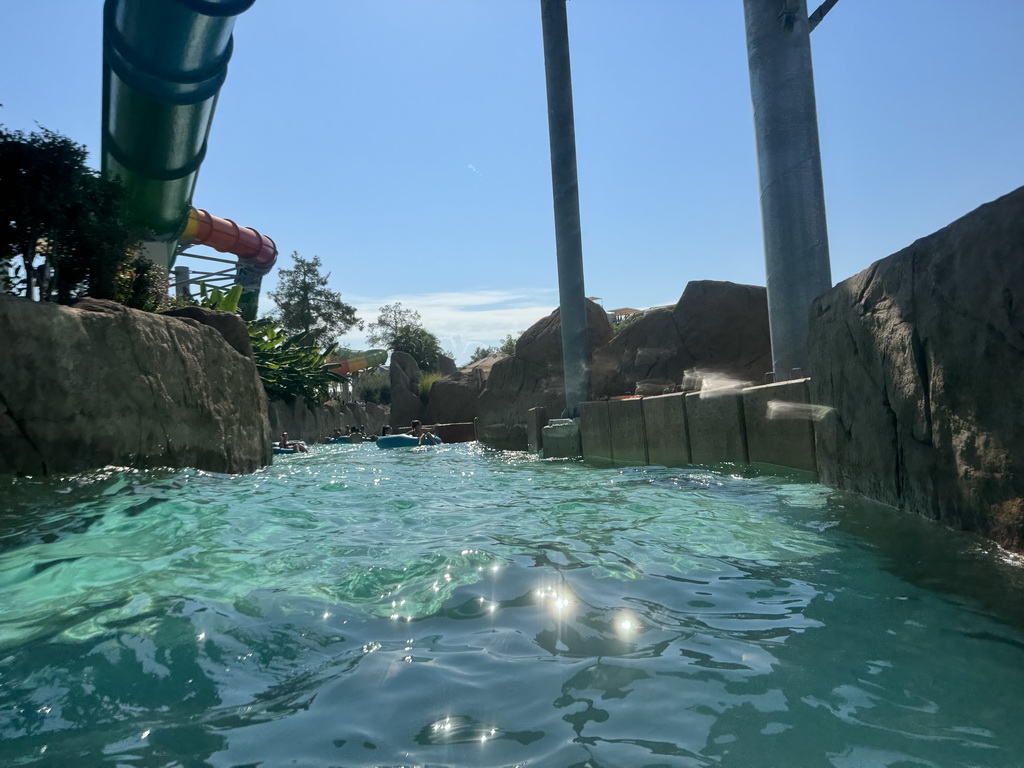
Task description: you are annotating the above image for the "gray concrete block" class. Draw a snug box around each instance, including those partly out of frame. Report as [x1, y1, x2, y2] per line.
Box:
[608, 398, 648, 465]
[742, 378, 817, 473]
[580, 400, 612, 463]
[527, 406, 548, 455]
[686, 389, 748, 465]
[643, 392, 691, 467]
[542, 418, 581, 459]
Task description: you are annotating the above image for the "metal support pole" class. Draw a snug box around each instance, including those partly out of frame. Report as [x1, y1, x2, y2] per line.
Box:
[174, 266, 191, 299]
[540, 0, 590, 418]
[236, 262, 263, 322]
[743, 0, 832, 380]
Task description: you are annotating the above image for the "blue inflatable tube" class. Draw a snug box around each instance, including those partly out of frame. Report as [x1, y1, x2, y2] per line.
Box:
[376, 434, 443, 449]
[273, 447, 296, 455]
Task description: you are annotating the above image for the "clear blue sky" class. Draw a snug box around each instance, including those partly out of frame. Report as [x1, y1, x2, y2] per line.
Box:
[3, 1, 1022, 364]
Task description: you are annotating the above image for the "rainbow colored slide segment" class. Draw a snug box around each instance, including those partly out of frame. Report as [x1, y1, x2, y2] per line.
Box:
[331, 350, 388, 376]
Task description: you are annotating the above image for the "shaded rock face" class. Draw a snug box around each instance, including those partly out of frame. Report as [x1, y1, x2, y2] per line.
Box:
[0, 297, 271, 476]
[591, 281, 772, 397]
[438, 354, 458, 377]
[424, 371, 481, 425]
[809, 186, 1024, 551]
[389, 350, 424, 428]
[477, 299, 613, 450]
[160, 306, 253, 358]
[268, 398, 388, 442]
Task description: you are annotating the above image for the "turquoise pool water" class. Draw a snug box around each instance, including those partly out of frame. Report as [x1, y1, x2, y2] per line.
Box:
[2, 442, 1024, 766]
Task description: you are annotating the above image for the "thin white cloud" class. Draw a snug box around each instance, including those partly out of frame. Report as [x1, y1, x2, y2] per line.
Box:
[259, 288, 566, 365]
[342, 288, 559, 364]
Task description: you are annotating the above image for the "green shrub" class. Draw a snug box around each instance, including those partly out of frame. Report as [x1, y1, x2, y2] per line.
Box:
[611, 313, 643, 335]
[248, 318, 346, 403]
[419, 371, 443, 404]
[115, 255, 168, 313]
[356, 369, 391, 405]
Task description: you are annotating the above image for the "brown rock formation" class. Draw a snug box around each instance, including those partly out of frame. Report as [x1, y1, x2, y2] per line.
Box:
[423, 370, 481, 425]
[161, 305, 253, 358]
[389, 350, 424, 428]
[477, 299, 613, 450]
[809, 186, 1024, 550]
[591, 281, 772, 397]
[0, 297, 271, 476]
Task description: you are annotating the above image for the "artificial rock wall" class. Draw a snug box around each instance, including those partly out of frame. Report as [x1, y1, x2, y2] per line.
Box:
[0, 297, 271, 476]
[808, 186, 1024, 550]
[267, 397, 388, 443]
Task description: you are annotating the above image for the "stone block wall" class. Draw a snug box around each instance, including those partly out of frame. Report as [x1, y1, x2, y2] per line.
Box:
[743, 379, 817, 473]
[578, 379, 816, 474]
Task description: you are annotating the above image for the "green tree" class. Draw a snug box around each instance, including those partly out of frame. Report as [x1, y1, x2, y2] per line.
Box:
[366, 302, 421, 348]
[366, 302, 452, 371]
[469, 345, 496, 363]
[267, 252, 360, 349]
[1, 125, 142, 301]
[498, 332, 520, 355]
[471, 332, 520, 362]
[391, 323, 448, 372]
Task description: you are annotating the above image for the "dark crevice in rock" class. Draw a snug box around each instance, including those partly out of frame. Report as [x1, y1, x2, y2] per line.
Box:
[909, 329, 933, 444]
[0, 389, 47, 475]
[854, 262, 880, 307]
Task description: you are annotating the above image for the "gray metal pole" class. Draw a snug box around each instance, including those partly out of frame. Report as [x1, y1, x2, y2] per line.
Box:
[540, 0, 590, 417]
[743, 0, 832, 380]
[174, 265, 191, 299]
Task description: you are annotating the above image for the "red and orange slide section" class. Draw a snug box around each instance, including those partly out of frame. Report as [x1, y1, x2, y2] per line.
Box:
[180, 208, 277, 320]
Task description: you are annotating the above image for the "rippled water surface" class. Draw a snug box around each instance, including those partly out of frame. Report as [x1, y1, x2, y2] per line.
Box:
[3, 443, 1024, 767]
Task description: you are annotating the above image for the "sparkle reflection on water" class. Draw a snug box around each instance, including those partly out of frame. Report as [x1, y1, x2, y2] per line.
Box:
[2, 442, 1024, 766]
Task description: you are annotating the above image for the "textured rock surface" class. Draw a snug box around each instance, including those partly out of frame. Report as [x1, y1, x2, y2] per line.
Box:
[267, 398, 388, 442]
[809, 186, 1024, 550]
[389, 351, 424, 428]
[0, 297, 271, 476]
[438, 354, 458, 377]
[423, 370, 481, 426]
[477, 300, 613, 450]
[591, 281, 772, 397]
[161, 306, 253, 358]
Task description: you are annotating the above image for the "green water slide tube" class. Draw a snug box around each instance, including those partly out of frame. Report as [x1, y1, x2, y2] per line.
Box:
[101, 0, 256, 269]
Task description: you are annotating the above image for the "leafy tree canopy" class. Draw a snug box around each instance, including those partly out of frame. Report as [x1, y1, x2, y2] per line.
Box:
[267, 252, 360, 349]
[366, 302, 420, 348]
[391, 324, 449, 372]
[1, 124, 145, 302]
[469, 332, 520, 363]
[469, 345, 495, 363]
[498, 332, 519, 356]
[367, 302, 452, 371]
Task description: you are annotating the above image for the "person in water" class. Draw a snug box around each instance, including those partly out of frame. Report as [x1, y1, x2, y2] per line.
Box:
[409, 420, 433, 445]
[349, 426, 364, 444]
[280, 432, 309, 453]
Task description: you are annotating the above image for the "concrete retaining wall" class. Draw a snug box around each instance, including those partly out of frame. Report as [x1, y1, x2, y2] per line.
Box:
[268, 398, 388, 444]
[579, 379, 818, 475]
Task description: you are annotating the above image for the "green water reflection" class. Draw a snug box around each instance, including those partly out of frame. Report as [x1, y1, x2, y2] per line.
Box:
[0, 443, 1022, 766]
